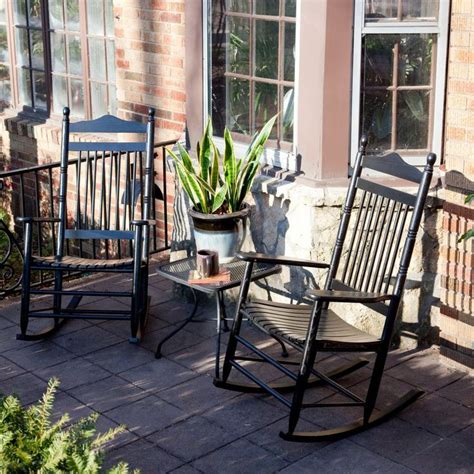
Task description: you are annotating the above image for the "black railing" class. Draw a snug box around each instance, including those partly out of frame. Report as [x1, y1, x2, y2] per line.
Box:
[0, 139, 176, 298]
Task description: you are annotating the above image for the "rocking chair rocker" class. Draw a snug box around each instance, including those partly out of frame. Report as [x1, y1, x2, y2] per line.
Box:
[215, 136, 436, 441]
[17, 107, 156, 343]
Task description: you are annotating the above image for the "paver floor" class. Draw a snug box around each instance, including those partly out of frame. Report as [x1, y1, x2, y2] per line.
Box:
[0, 269, 472, 473]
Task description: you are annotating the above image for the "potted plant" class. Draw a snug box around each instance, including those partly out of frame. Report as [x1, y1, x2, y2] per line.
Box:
[168, 116, 276, 263]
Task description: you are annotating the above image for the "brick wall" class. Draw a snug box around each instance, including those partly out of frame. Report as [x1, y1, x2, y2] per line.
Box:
[439, 0, 474, 370]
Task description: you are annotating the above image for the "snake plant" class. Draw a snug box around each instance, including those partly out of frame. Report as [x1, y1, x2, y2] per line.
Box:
[168, 115, 276, 214]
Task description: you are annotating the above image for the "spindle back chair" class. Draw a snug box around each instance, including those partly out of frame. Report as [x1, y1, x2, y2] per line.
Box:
[17, 107, 156, 342]
[215, 136, 436, 441]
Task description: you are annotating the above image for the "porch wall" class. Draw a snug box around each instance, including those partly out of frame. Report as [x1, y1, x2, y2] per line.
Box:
[439, 0, 474, 370]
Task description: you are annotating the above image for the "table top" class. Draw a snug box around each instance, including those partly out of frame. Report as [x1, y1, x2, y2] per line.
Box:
[156, 257, 281, 294]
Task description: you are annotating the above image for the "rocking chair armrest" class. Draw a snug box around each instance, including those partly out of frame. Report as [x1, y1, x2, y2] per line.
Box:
[236, 251, 330, 269]
[131, 219, 156, 226]
[16, 216, 61, 224]
[306, 289, 394, 303]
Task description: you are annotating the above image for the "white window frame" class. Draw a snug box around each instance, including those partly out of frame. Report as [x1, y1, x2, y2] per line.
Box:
[350, 0, 450, 164]
[202, 0, 300, 171]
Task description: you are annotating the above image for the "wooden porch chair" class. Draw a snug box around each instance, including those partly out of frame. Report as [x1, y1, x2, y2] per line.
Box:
[215, 136, 436, 441]
[17, 107, 156, 343]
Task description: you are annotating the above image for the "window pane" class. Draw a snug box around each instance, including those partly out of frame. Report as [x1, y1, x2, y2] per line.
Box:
[51, 32, 66, 73]
[226, 0, 248, 13]
[285, 0, 297, 17]
[398, 34, 433, 86]
[0, 64, 11, 107]
[28, 0, 43, 27]
[90, 81, 107, 117]
[365, 0, 438, 21]
[228, 77, 249, 134]
[227, 16, 249, 75]
[52, 74, 67, 113]
[88, 37, 106, 81]
[105, 0, 114, 37]
[284, 22, 295, 81]
[106, 39, 115, 79]
[402, 0, 438, 20]
[254, 82, 277, 138]
[87, 0, 104, 36]
[15, 28, 29, 66]
[0, 0, 6, 22]
[0, 25, 8, 62]
[70, 78, 84, 117]
[108, 84, 117, 114]
[255, 0, 279, 16]
[66, 0, 80, 31]
[13, 2, 28, 25]
[282, 86, 294, 142]
[397, 91, 429, 149]
[365, 0, 397, 20]
[360, 90, 392, 153]
[17, 67, 31, 105]
[30, 30, 44, 69]
[362, 35, 394, 87]
[68, 35, 82, 75]
[255, 20, 279, 79]
[49, 0, 64, 29]
[33, 70, 46, 109]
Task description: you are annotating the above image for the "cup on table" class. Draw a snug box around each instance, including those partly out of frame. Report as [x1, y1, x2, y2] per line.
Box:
[196, 250, 219, 277]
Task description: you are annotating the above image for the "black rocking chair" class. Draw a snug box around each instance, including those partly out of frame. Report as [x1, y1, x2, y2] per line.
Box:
[17, 107, 156, 343]
[215, 136, 436, 441]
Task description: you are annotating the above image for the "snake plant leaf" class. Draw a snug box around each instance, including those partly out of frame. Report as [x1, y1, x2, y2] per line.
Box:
[458, 229, 474, 243]
[177, 142, 195, 174]
[223, 127, 237, 209]
[246, 114, 277, 162]
[210, 141, 220, 191]
[199, 118, 213, 182]
[211, 184, 227, 213]
[465, 193, 474, 205]
[172, 156, 202, 211]
[185, 168, 209, 213]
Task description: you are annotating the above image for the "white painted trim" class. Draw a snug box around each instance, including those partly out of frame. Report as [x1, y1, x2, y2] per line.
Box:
[202, 0, 298, 171]
[350, 0, 450, 164]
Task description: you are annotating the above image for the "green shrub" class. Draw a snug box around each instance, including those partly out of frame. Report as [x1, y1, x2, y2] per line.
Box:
[0, 378, 138, 473]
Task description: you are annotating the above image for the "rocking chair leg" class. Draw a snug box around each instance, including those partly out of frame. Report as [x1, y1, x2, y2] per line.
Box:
[363, 348, 388, 423]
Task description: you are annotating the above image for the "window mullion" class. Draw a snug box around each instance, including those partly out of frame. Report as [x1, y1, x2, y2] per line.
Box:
[78, 0, 91, 118]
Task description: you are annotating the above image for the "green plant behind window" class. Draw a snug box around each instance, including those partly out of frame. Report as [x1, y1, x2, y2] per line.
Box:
[0, 378, 137, 473]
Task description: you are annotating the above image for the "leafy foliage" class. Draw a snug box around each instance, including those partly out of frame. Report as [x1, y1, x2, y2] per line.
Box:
[458, 193, 474, 243]
[0, 378, 138, 473]
[169, 115, 276, 214]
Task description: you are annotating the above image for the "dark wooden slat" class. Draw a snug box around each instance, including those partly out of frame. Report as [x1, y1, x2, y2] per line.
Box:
[357, 178, 417, 207]
[65, 229, 134, 240]
[69, 142, 147, 152]
[69, 114, 147, 133]
[362, 153, 423, 183]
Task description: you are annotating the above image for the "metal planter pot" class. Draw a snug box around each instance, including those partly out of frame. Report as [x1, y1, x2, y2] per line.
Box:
[189, 205, 250, 263]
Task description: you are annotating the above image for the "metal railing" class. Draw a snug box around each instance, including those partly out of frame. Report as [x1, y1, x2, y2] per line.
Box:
[0, 139, 176, 298]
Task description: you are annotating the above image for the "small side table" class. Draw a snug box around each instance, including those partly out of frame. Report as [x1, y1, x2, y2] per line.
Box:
[154, 257, 281, 377]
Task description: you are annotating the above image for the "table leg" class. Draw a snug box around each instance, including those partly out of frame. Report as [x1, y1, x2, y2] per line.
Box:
[155, 289, 199, 359]
[215, 291, 227, 378]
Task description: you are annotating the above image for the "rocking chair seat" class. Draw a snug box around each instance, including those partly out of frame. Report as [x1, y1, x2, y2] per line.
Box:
[244, 299, 380, 350]
[31, 255, 135, 270]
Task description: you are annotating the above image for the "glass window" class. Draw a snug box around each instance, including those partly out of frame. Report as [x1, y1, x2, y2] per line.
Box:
[210, 0, 296, 148]
[86, 0, 116, 117]
[13, 0, 47, 112]
[49, 0, 116, 118]
[352, 0, 449, 160]
[0, 0, 11, 110]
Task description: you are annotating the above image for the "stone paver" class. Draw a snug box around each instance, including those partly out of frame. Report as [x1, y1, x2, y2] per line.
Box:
[0, 276, 472, 472]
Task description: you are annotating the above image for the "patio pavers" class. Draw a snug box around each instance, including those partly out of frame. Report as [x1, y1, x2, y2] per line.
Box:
[0, 270, 472, 473]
